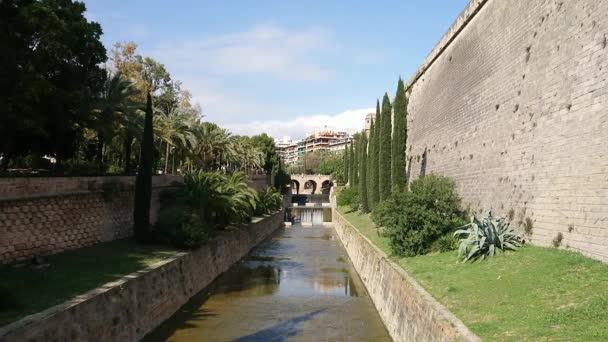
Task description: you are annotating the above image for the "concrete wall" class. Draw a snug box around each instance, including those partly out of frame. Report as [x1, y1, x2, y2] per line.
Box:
[332, 209, 479, 342]
[0, 211, 284, 342]
[405, 0, 608, 261]
[0, 176, 182, 264]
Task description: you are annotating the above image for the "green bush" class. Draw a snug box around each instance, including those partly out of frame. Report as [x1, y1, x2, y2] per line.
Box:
[153, 171, 259, 248]
[374, 175, 466, 257]
[371, 194, 404, 228]
[63, 159, 104, 176]
[255, 186, 283, 216]
[337, 186, 359, 210]
[153, 206, 210, 248]
[432, 233, 459, 253]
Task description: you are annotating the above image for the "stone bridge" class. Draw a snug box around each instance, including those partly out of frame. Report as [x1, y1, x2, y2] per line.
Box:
[289, 174, 334, 195]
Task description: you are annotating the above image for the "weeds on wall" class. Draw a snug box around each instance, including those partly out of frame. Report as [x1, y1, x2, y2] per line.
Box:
[552, 232, 564, 248]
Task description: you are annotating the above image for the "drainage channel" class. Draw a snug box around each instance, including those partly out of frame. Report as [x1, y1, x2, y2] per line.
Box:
[143, 224, 391, 341]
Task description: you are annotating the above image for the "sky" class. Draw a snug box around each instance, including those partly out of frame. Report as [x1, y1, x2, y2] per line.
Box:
[83, 0, 470, 139]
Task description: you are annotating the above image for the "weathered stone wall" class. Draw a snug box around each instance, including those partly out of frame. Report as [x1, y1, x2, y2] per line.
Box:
[405, 0, 608, 261]
[0, 211, 284, 342]
[0, 176, 182, 264]
[332, 209, 479, 342]
[246, 173, 271, 191]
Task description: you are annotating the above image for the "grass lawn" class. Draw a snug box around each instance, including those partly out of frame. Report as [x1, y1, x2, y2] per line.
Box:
[0, 239, 180, 327]
[337, 206, 608, 341]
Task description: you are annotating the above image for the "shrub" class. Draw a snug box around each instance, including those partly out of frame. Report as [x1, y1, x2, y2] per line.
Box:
[432, 233, 459, 253]
[336, 186, 359, 210]
[153, 171, 259, 248]
[371, 193, 404, 228]
[255, 186, 283, 216]
[153, 206, 210, 248]
[454, 213, 522, 262]
[375, 175, 466, 257]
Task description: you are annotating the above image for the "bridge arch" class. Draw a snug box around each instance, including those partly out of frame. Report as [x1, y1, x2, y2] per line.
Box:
[290, 179, 300, 194]
[320, 180, 334, 194]
[289, 174, 332, 195]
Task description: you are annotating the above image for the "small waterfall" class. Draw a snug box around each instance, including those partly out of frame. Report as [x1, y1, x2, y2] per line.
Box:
[293, 208, 324, 224]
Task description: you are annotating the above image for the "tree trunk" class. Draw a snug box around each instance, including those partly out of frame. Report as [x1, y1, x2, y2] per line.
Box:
[96, 132, 104, 168]
[164, 142, 170, 174]
[123, 131, 133, 175]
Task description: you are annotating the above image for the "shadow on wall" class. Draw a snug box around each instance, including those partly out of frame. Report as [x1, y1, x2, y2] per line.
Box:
[420, 148, 428, 178]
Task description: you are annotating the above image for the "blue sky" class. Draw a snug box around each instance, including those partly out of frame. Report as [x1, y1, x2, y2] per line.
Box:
[83, 0, 469, 139]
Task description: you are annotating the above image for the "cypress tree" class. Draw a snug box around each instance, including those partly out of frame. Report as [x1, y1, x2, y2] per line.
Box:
[134, 93, 154, 241]
[343, 144, 349, 185]
[379, 93, 392, 201]
[367, 118, 376, 209]
[348, 142, 355, 185]
[371, 99, 381, 207]
[352, 134, 359, 186]
[358, 130, 369, 212]
[392, 78, 407, 193]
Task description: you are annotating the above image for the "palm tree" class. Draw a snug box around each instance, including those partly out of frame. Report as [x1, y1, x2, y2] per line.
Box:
[154, 106, 196, 174]
[92, 72, 140, 169]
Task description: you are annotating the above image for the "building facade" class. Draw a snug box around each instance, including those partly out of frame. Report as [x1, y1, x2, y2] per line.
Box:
[275, 129, 352, 165]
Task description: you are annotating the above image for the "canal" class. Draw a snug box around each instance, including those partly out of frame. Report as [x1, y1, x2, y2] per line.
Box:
[144, 224, 391, 341]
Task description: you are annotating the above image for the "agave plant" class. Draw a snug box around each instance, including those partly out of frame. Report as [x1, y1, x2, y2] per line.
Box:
[454, 212, 522, 262]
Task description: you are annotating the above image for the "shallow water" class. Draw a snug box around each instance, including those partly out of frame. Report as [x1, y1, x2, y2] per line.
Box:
[144, 224, 391, 341]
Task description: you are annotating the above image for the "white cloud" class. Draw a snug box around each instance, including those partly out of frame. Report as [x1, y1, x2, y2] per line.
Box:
[150, 24, 333, 81]
[221, 108, 374, 139]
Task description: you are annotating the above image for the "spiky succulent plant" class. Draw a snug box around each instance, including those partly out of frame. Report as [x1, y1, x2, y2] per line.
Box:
[454, 212, 522, 262]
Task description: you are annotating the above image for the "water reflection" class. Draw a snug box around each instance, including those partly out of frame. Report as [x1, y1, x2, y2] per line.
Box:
[144, 225, 390, 341]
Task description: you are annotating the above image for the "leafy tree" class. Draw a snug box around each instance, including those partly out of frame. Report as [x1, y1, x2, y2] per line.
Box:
[358, 130, 369, 213]
[392, 78, 407, 193]
[315, 151, 344, 180]
[250, 133, 279, 174]
[379, 93, 392, 201]
[0, 0, 107, 169]
[134, 93, 155, 241]
[370, 99, 381, 207]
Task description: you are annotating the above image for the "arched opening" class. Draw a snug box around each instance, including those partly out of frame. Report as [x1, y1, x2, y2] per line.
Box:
[290, 179, 300, 194]
[304, 180, 317, 194]
[320, 180, 334, 194]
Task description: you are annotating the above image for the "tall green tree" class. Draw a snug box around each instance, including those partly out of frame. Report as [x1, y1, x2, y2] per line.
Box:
[348, 143, 355, 185]
[0, 0, 107, 169]
[343, 144, 349, 185]
[379, 93, 392, 201]
[134, 93, 155, 241]
[367, 118, 377, 209]
[392, 78, 408, 193]
[371, 100, 381, 207]
[352, 133, 359, 186]
[251, 133, 279, 174]
[358, 130, 369, 213]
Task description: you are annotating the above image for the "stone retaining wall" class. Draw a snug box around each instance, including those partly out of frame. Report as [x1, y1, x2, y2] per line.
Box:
[332, 208, 480, 342]
[0, 176, 183, 265]
[0, 211, 284, 342]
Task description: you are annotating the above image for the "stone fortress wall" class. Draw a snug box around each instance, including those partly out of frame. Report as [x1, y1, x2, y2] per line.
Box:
[404, 0, 608, 261]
